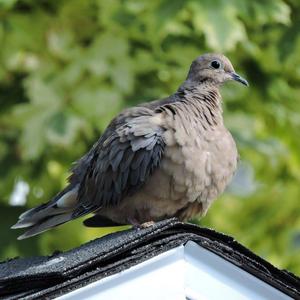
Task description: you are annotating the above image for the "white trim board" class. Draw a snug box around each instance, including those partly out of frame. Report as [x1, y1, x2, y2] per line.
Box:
[58, 241, 291, 300]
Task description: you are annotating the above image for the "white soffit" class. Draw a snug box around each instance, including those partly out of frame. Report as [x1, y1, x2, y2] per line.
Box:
[58, 241, 291, 300]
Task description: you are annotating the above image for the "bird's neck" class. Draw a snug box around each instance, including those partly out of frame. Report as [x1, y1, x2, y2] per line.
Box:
[175, 81, 224, 126]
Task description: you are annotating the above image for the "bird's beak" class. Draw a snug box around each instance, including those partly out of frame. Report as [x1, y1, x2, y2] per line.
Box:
[231, 72, 249, 87]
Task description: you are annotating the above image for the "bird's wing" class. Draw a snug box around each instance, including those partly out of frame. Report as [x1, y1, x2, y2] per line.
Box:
[72, 107, 165, 218]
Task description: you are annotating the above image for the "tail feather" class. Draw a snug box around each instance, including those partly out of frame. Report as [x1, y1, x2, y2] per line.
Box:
[11, 206, 69, 229]
[17, 212, 74, 240]
[12, 185, 82, 239]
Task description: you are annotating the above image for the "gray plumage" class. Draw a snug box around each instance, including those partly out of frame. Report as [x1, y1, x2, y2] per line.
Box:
[12, 53, 248, 239]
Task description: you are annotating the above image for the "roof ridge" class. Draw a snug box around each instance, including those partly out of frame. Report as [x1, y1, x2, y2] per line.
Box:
[0, 219, 299, 299]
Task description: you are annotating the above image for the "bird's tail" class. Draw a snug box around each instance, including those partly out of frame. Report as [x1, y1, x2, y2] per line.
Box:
[11, 185, 80, 240]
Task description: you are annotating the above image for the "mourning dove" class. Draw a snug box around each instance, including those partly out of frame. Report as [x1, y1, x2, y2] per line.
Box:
[12, 53, 248, 239]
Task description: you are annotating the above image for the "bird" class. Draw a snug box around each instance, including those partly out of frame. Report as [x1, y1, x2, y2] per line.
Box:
[12, 53, 248, 239]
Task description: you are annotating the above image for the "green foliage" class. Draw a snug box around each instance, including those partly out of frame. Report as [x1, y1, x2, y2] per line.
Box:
[0, 0, 299, 275]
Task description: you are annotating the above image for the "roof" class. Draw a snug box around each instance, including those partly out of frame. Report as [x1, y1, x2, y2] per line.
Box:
[0, 218, 299, 299]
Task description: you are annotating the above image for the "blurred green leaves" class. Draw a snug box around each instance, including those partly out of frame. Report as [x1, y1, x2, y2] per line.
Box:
[190, 0, 247, 51]
[0, 0, 299, 275]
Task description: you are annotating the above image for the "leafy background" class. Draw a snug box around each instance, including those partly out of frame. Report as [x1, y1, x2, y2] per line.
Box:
[0, 0, 300, 275]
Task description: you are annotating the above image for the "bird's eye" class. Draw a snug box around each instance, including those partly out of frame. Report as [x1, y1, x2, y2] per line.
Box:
[211, 60, 221, 69]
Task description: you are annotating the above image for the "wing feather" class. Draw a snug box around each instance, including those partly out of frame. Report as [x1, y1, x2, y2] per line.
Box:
[72, 109, 165, 217]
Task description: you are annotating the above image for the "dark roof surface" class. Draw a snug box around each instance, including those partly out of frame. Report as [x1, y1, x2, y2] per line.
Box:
[1, 218, 300, 300]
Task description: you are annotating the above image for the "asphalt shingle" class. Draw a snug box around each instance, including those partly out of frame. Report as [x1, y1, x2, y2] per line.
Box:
[1, 219, 299, 299]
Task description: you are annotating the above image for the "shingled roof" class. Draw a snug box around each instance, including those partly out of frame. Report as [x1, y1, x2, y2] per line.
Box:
[1, 219, 299, 299]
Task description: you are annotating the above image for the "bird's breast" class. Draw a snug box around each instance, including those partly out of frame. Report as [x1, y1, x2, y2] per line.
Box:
[159, 120, 238, 214]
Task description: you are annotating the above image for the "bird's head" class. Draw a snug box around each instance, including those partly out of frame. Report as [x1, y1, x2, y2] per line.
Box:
[186, 53, 248, 87]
